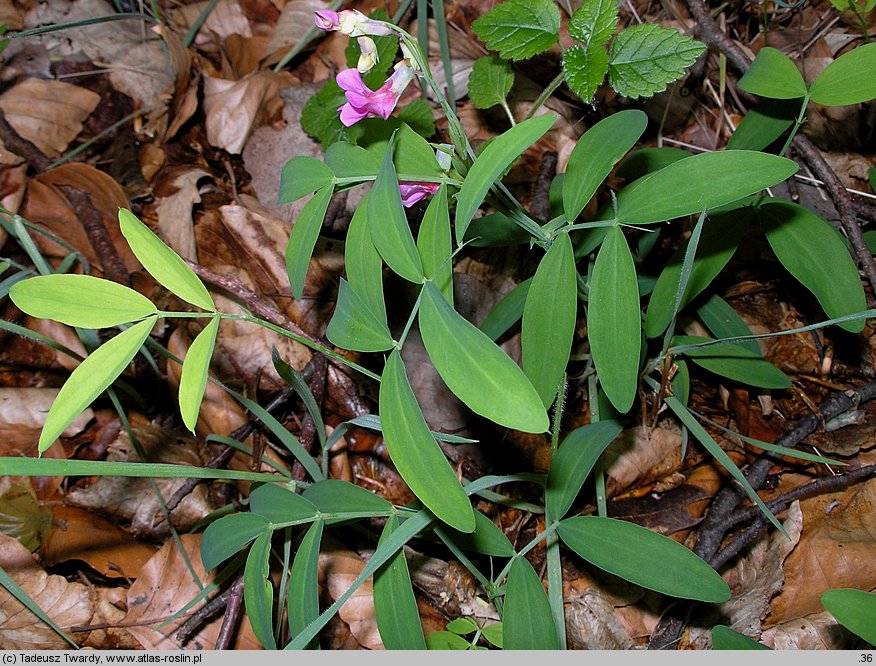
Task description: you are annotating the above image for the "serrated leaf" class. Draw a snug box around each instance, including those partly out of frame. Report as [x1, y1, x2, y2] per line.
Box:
[300, 79, 348, 148]
[248, 482, 318, 525]
[9, 274, 157, 329]
[200, 512, 270, 571]
[736, 46, 808, 99]
[821, 588, 876, 645]
[285, 184, 334, 301]
[588, 226, 640, 414]
[557, 516, 731, 602]
[326, 278, 395, 352]
[287, 520, 323, 650]
[38, 317, 155, 453]
[809, 43, 876, 106]
[468, 55, 515, 110]
[244, 529, 276, 649]
[178, 316, 219, 433]
[562, 44, 609, 105]
[419, 282, 549, 433]
[380, 349, 475, 532]
[608, 24, 706, 99]
[672, 335, 791, 389]
[503, 557, 561, 649]
[711, 626, 771, 650]
[119, 209, 214, 312]
[569, 0, 618, 46]
[471, 0, 560, 61]
[417, 184, 453, 304]
[278, 156, 335, 204]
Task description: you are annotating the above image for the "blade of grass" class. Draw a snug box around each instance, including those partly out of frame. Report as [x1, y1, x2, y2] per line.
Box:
[0, 566, 79, 648]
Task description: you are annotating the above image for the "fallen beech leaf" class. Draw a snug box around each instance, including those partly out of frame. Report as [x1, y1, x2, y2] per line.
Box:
[150, 25, 198, 142]
[264, 0, 328, 63]
[154, 167, 212, 261]
[762, 607, 872, 649]
[565, 589, 636, 649]
[0, 0, 23, 30]
[22, 316, 88, 373]
[0, 387, 94, 443]
[0, 164, 27, 246]
[602, 422, 683, 498]
[173, 0, 252, 48]
[319, 543, 381, 649]
[0, 79, 99, 160]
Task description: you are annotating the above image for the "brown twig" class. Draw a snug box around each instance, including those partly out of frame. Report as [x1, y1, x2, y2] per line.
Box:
[175, 573, 244, 645]
[214, 574, 246, 650]
[530, 150, 558, 223]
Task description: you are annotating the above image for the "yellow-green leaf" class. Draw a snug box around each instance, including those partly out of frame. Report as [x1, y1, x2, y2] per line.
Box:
[178, 316, 219, 432]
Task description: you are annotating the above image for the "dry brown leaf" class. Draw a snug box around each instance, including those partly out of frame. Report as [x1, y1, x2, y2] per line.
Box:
[23, 316, 88, 373]
[0, 164, 27, 247]
[602, 422, 683, 498]
[173, 0, 253, 49]
[0, 0, 23, 29]
[762, 607, 872, 649]
[565, 590, 636, 650]
[154, 167, 212, 261]
[319, 544, 381, 649]
[0, 387, 93, 445]
[0, 78, 99, 160]
[264, 0, 329, 63]
[150, 24, 198, 142]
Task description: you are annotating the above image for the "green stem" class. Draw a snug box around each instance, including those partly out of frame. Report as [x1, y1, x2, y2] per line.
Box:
[544, 378, 568, 646]
[395, 284, 425, 349]
[524, 71, 565, 121]
[501, 100, 517, 127]
[778, 93, 810, 158]
[493, 521, 560, 585]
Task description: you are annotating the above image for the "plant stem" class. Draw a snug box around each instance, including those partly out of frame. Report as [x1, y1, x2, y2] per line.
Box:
[778, 93, 810, 158]
[524, 71, 565, 121]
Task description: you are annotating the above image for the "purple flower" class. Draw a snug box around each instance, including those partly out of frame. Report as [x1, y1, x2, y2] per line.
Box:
[336, 67, 416, 126]
[314, 9, 340, 30]
[399, 182, 440, 207]
[314, 9, 393, 37]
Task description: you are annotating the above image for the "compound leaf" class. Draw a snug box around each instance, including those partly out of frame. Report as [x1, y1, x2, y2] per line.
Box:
[471, 0, 560, 61]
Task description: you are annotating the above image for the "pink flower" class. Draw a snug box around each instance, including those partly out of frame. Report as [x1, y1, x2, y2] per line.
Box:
[314, 9, 340, 30]
[399, 182, 440, 207]
[314, 9, 393, 37]
[336, 67, 416, 126]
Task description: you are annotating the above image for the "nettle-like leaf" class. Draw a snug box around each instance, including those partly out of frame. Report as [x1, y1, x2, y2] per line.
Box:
[468, 55, 515, 110]
[562, 44, 609, 105]
[569, 0, 619, 47]
[471, 0, 560, 61]
[608, 24, 706, 99]
[300, 79, 348, 148]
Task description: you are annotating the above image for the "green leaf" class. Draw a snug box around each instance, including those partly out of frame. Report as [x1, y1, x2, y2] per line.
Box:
[521, 233, 577, 407]
[249, 483, 318, 525]
[614, 151, 798, 226]
[697, 294, 761, 356]
[455, 114, 556, 244]
[361, 122, 442, 180]
[588, 226, 640, 413]
[471, 0, 560, 61]
[672, 359, 690, 406]
[368, 136, 424, 283]
[561, 44, 609, 105]
[480, 277, 532, 341]
[278, 156, 335, 204]
[569, 0, 619, 46]
[344, 195, 387, 324]
[736, 46, 808, 99]
[300, 79, 348, 148]
[446, 617, 478, 635]
[37, 317, 155, 453]
[118, 209, 214, 311]
[711, 626, 771, 650]
[810, 43, 876, 106]
[463, 212, 533, 247]
[615, 147, 691, 179]
[557, 516, 731, 602]
[379, 349, 475, 533]
[374, 515, 427, 649]
[200, 512, 270, 571]
[398, 99, 437, 139]
[672, 335, 791, 389]
[821, 588, 876, 645]
[325, 142, 379, 182]
[468, 55, 515, 110]
[545, 420, 623, 519]
[481, 622, 503, 648]
[178, 316, 219, 432]
[244, 529, 276, 649]
[760, 199, 867, 333]
[435, 509, 515, 556]
[426, 631, 471, 649]
[287, 520, 323, 650]
[302, 479, 393, 515]
[326, 279, 395, 352]
[419, 282, 549, 433]
[9, 274, 157, 329]
[725, 98, 801, 151]
[285, 184, 334, 301]
[608, 24, 706, 99]
[563, 109, 648, 223]
[502, 557, 561, 649]
[643, 208, 753, 338]
[417, 185, 453, 304]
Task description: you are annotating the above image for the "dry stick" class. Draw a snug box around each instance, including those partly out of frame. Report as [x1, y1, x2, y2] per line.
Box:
[214, 574, 246, 650]
[175, 573, 245, 645]
[684, 0, 876, 296]
[530, 150, 558, 223]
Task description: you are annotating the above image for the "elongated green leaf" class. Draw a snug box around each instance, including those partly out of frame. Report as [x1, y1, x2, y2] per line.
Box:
[344, 195, 387, 324]
[810, 43, 876, 106]
[200, 512, 270, 571]
[302, 479, 393, 515]
[482, 622, 503, 648]
[697, 294, 761, 356]
[672, 335, 791, 389]
[244, 529, 276, 649]
[471, 0, 560, 61]
[434, 509, 515, 556]
[325, 142, 380, 181]
[711, 626, 771, 650]
[736, 46, 808, 99]
[374, 515, 427, 649]
[468, 55, 515, 110]
[725, 98, 800, 151]
[426, 631, 471, 649]
[272, 347, 326, 452]
[588, 226, 640, 413]
[615, 151, 798, 226]
[569, 0, 619, 47]
[278, 156, 335, 204]
[562, 44, 609, 106]
[463, 212, 533, 247]
[455, 114, 557, 244]
[118, 209, 214, 311]
[557, 516, 731, 602]
[564, 109, 647, 224]
[249, 483, 318, 525]
[522, 233, 577, 407]
[419, 282, 549, 433]
[178, 316, 219, 432]
[325, 279, 395, 352]
[643, 208, 753, 338]
[545, 420, 623, 519]
[417, 184, 453, 304]
[380, 349, 475, 532]
[9, 274, 157, 328]
[38, 317, 155, 452]
[615, 147, 691, 179]
[369, 137, 424, 283]
[503, 557, 561, 649]
[480, 277, 532, 341]
[286, 184, 334, 300]
[821, 588, 876, 645]
[287, 520, 323, 649]
[760, 199, 866, 333]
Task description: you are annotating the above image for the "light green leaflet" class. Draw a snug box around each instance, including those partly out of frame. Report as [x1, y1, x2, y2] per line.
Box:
[711, 626, 771, 650]
[249, 483, 318, 525]
[821, 588, 876, 645]
[588, 226, 640, 414]
[38, 316, 155, 453]
[325, 141, 379, 182]
[736, 47, 807, 99]
[278, 156, 335, 204]
[287, 520, 323, 649]
[200, 512, 271, 571]
[454, 114, 557, 244]
[286, 184, 335, 300]
[809, 43, 876, 106]
[244, 529, 277, 649]
[118, 209, 214, 312]
[178, 316, 219, 433]
[502, 556, 561, 650]
[671, 335, 791, 389]
[379, 349, 475, 533]
[557, 516, 731, 602]
[373, 515, 427, 649]
[417, 184, 453, 304]
[302, 479, 393, 515]
[368, 136, 424, 283]
[9, 274, 157, 329]
[760, 199, 867, 333]
[419, 282, 549, 434]
[325, 279, 395, 352]
[564, 110, 647, 224]
[697, 294, 761, 356]
[344, 195, 387, 324]
[521, 233, 577, 407]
